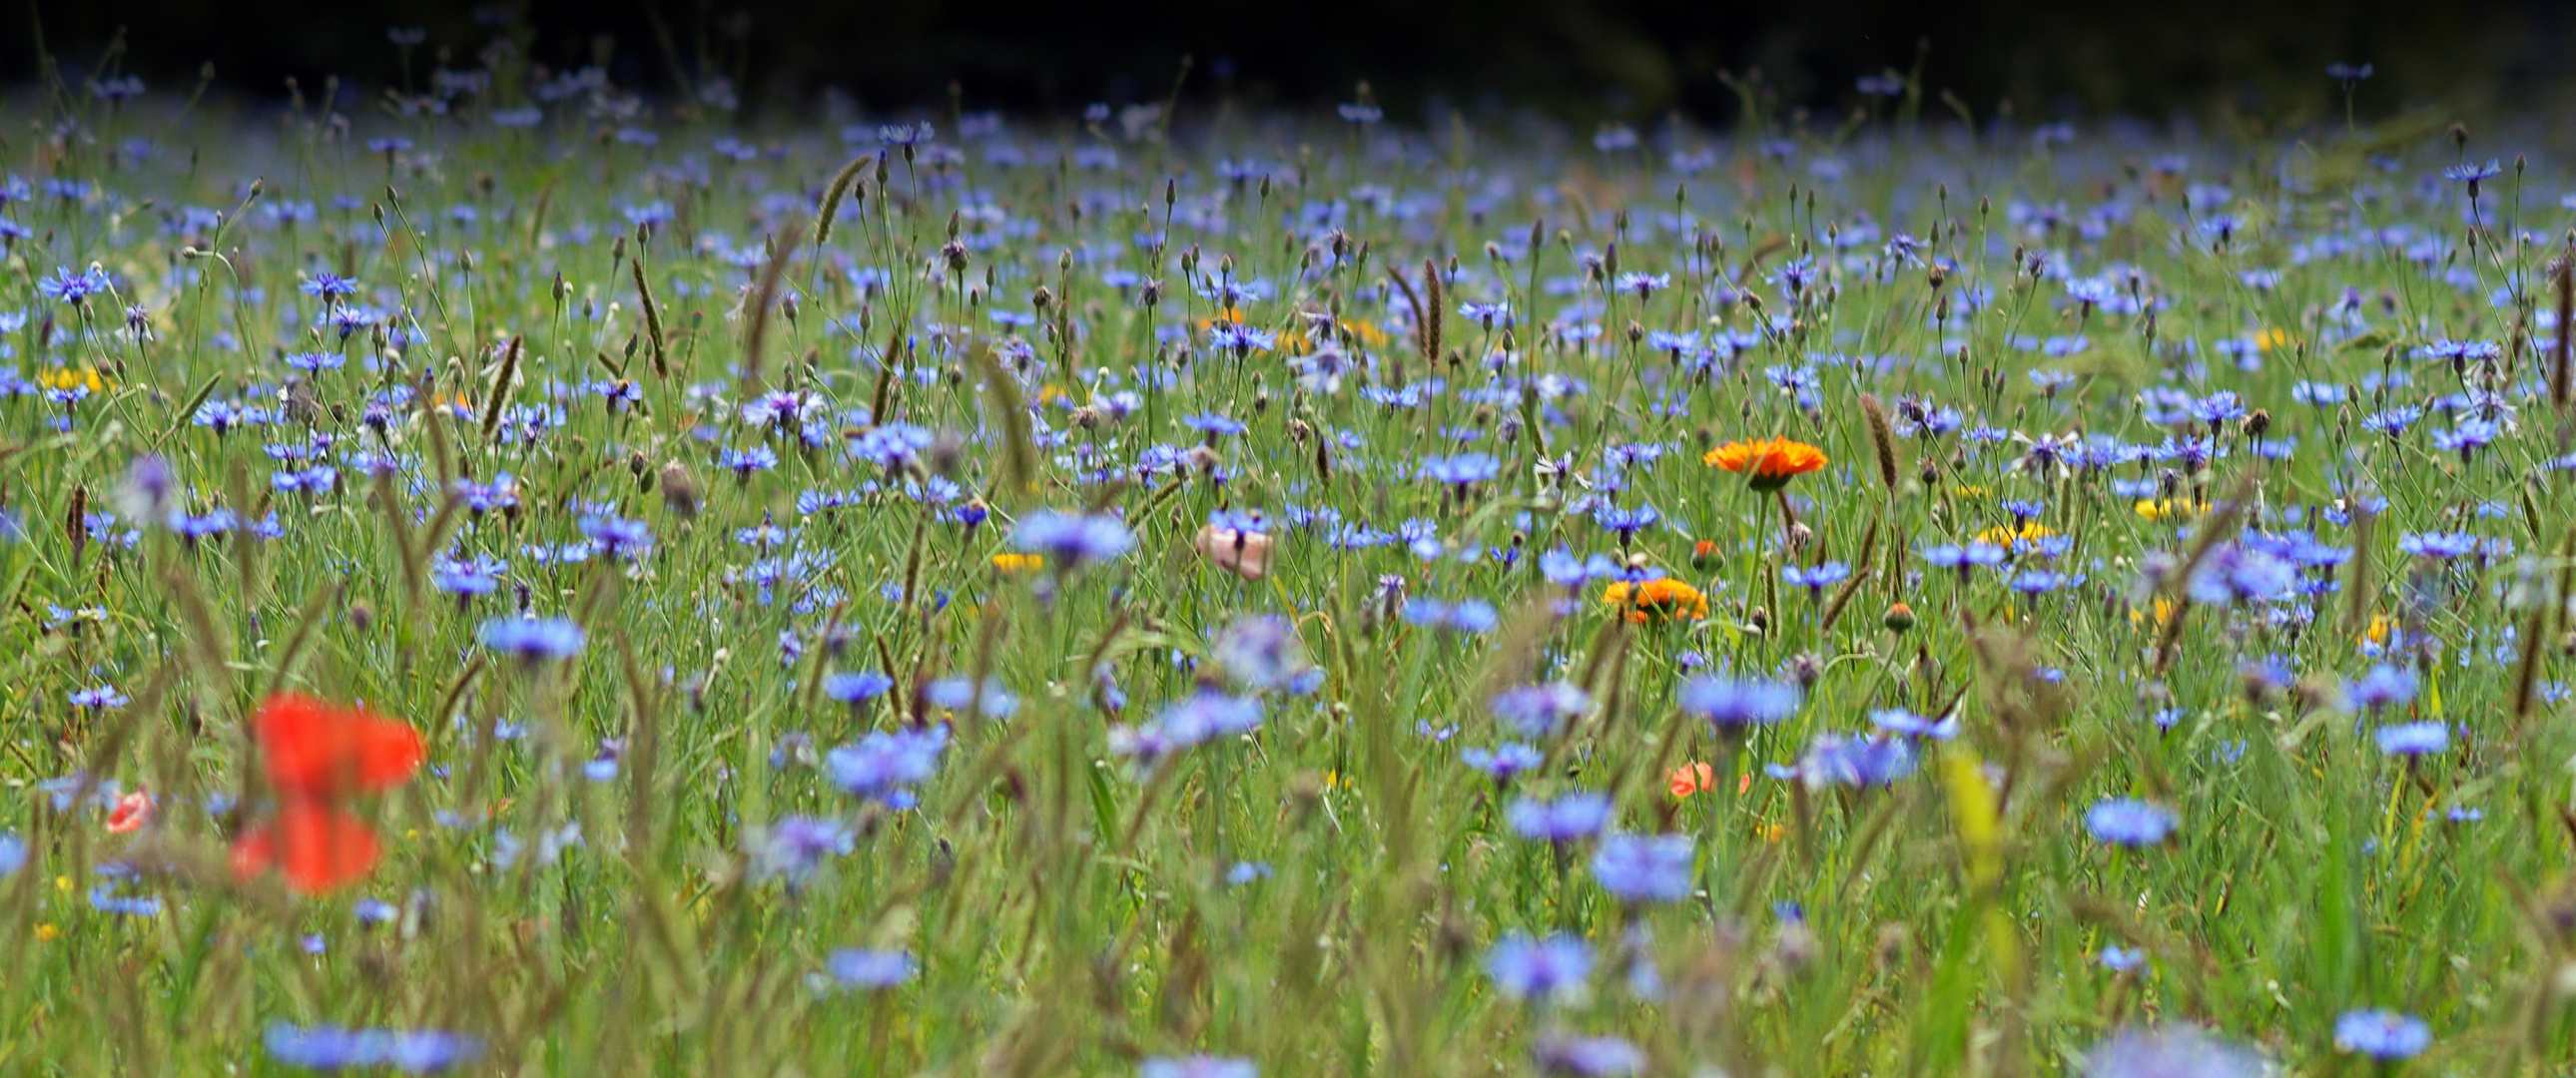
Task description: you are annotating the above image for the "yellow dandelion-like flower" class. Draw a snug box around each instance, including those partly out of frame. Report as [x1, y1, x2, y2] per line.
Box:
[2135, 499, 2206, 523]
[990, 553, 1044, 574]
[1975, 521, 2056, 551]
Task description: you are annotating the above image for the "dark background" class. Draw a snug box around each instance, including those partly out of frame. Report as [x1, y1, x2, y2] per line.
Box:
[12, 0, 2573, 124]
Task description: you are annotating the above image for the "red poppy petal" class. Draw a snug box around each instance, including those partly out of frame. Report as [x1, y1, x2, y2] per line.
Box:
[230, 823, 278, 881]
[255, 693, 424, 798]
[271, 805, 384, 895]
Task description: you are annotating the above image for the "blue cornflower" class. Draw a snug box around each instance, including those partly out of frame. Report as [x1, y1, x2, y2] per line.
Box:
[1213, 615, 1311, 691]
[1421, 452, 1503, 490]
[2085, 799, 2176, 847]
[37, 266, 112, 305]
[826, 726, 951, 806]
[1676, 676, 1801, 731]
[1461, 743, 1545, 784]
[1401, 597, 1499, 634]
[1207, 322, 1277, 354]
[301, 271, 360, 299]
[68, 686, 129, 710]
[263, 1023, 483, 1073]
[1592, 833, 1694, 903]
[2442, 159, 2503, 185]
[1782, 561, 1851, 597]
[2348, 664, 2418, 711]
[1141, 1056, 1258, 1078]
[826, 948, 918, 989]
[2186, 544, 2296, 606]
[2098, 946, 2148, 972]
[2374, 721, 2449, 758]
[1008, 510, 1135, 570]
[476, 616, 587, 662]
[719, 445, 779, 478]
[1772, 733, 1916, 790]
[1869, 708, 1958, 740]
[1612, 271, 1670, 299]
[1489, 682, 1593, 740]
[2333, 1010, 2430, 1060]
[1506, 792, 1613, 842]
[431, 553, 504, 597]
[1592, 503, 1660, 542]
[2397, 531, 2478, 560]
[1183, 412, 1247, 439]
[1532, 1035, 1645, 1077]
[823, 671, 896, 707]
[0, 833, 25, 878]
[577, 513, 654, 561]
[924, 676, 1016, 718]
[750, 814, 854, 885]
[1484, 931, 1593, 1003]
[2082, 1026, 2260, 1078]
[87, 884, 162, 916]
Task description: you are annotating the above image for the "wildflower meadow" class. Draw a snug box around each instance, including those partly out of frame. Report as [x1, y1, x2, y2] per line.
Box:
[7, 44, 2576, 1078]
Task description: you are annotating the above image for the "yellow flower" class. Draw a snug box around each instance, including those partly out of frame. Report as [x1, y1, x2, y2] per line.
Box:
[2128, 597, 2179, 629]
[36, 366, 109, 394]
[34, 923, 59, 942]
[990, 553, 1044, 574]
[2360, 613, 2392, 647]
[2256, 326, 2298, 353]
[1976, 521, 2055, 551]
[2134, 499, 2189, 522]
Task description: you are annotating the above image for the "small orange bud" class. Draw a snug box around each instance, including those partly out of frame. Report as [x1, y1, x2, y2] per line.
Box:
[1884, 602, 1916, 633]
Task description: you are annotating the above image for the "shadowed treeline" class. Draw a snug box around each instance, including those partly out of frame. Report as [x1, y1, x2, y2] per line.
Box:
[10, 0, 2575, 123]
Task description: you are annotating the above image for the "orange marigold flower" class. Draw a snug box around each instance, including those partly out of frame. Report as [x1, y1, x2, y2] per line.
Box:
[1703, 437, 1828, 490]
[1601, 578, 1709, 624]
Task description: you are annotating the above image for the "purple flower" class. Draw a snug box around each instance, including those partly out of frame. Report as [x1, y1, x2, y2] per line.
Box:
[2333, 1009, 2430, 1060]
[1782, 561, 1851, 596]
[1461, 743, 1545, 785]
[1140, 1056, 1257, 1078]
[2085, 799, 2176, 847]
[1506, 792, 1612, 842]
[264, 1023, 483, 1072]
[68, 686, 129, 710]
[2081, 1026, 2260, 1078]
[37, 266, 112, 305]
[1009, 510, 1135, 570]
[1771, 733, 1916, 790]
[477, 616, 586, 662]
[1532, 1034, 1644, 1077]
[2348, 664, 2418, 711]
[823, 671, 896, 706]
[1676, 676, 1801, 730]
[1484, 931, 1593, 1002]
[826, 726, 951, 806]
[1489, 682, 1593, 740]
[1591, 833, 1693, 903]
[825, 947, 917, 989]
[1213, 616, 1310, 691]
[2373, 721, 2449, 758]
[1869, 708, 1958, 740]
[751, 814, 854, 884]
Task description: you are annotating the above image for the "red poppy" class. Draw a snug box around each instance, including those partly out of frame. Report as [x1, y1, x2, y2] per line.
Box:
[231, 693, 424, 895]
[106, 790, 155, 833]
